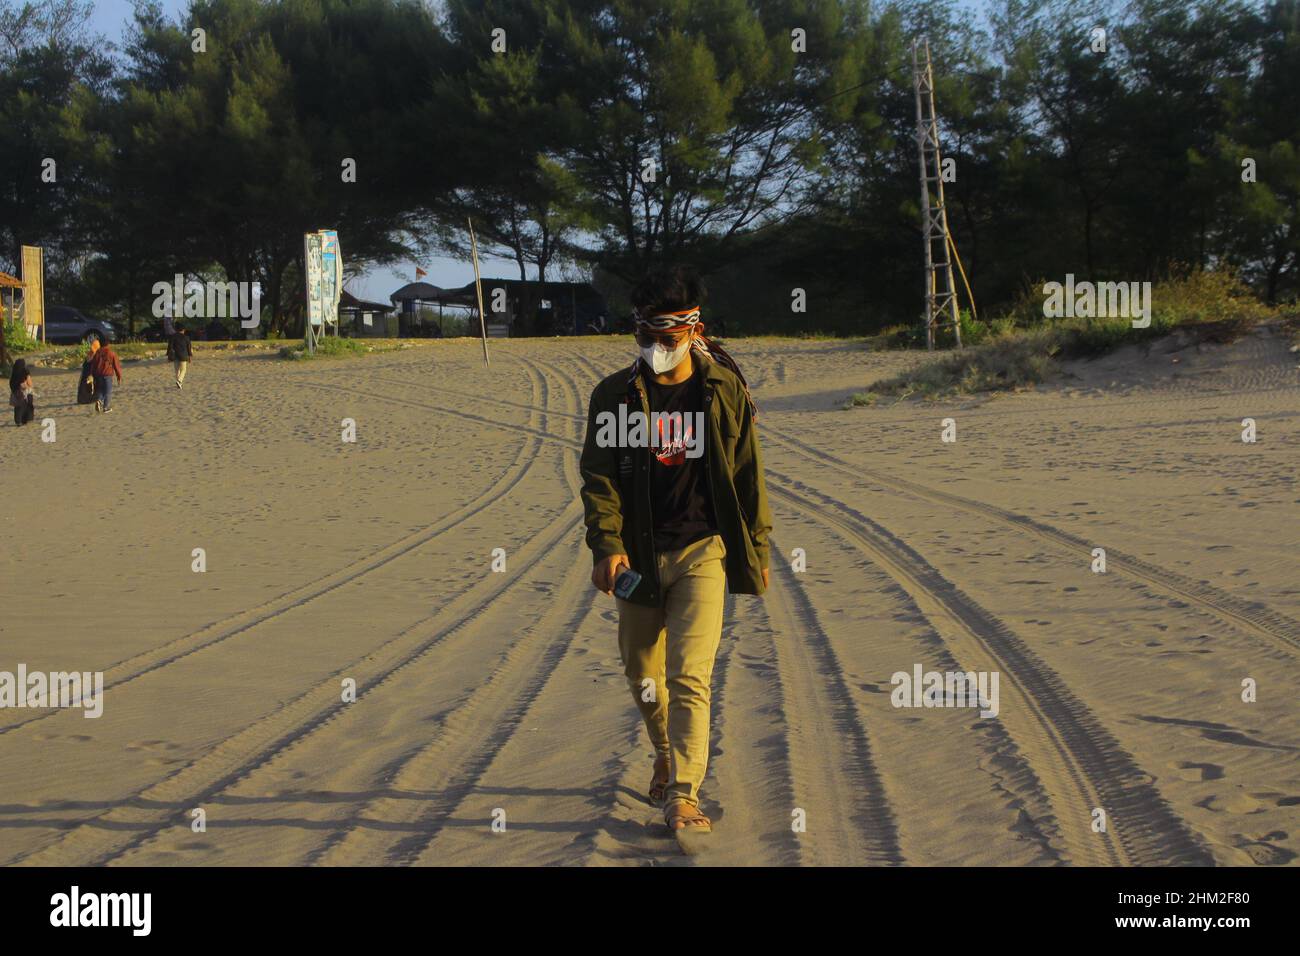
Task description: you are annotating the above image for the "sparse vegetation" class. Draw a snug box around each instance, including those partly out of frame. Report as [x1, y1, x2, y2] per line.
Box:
[851, 270, 1286, 404]
[33, 339, 168, 368]
[2, 319, 38, 355]
[278, 336, 399, 360]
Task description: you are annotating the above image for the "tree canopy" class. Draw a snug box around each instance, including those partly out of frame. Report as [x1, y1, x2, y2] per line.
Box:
[0, 0, 1295, 335]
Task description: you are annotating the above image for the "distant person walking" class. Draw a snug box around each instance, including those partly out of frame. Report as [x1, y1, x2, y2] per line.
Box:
[167, 324, 192, 389]
[77, 337, 100, 405]
[580, 265, 772, 837]
[9, 358, 35, 426]
[87, 337, 122, 413]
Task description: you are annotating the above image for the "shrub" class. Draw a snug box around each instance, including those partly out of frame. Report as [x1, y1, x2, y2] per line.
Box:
[853, 269, 1280, 401]
[279, 336, 370, 360]
[868, 324, 926, 350]
[3, 319, 38, 353]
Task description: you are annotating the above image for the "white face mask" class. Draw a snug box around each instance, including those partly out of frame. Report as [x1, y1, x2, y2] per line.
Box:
[640, 338, 691, 374]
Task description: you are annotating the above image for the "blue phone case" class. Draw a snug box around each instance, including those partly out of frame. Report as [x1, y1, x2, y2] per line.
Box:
[613, 568, 642, 599]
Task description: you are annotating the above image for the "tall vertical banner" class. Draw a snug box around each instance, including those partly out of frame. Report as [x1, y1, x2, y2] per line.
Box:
[20, 245, 44, 343]
[319, 230, 342, 333]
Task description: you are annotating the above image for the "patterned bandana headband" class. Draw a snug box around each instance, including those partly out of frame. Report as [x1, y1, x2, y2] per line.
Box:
[635, 306, 702, 333]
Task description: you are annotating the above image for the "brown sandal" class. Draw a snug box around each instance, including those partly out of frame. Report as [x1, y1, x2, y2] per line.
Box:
[665, 800, 712, 832]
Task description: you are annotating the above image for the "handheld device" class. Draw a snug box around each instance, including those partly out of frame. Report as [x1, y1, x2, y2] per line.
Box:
[613, 568, 642, 600]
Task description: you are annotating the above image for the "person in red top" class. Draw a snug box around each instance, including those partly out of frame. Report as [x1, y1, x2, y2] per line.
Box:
[87, 337, 123, 413]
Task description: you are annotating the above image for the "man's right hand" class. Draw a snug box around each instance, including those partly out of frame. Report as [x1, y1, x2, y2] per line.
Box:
[592, 554, 630, 596]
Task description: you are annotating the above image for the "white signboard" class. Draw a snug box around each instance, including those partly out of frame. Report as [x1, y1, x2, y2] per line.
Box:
[305, 233, 324, 327]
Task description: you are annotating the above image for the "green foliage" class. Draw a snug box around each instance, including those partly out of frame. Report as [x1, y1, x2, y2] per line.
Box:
[2, 319, 38, 354]
[279, 336, 372, 360]
[862, 327, 1058, 399]
[2, 0, 1298, 339]
[36, 339, 165, 368]
[954, 309, 1019, 347]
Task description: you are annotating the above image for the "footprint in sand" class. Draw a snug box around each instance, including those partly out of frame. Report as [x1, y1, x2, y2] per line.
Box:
[125, 739, 180, 753]
[1195, 792, 1268, 814]
[1231, 839, 1295, 866]
[1170, 760, 1224, 781]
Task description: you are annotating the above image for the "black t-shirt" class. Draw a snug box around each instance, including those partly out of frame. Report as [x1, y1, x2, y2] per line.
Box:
[642, 362, 717, 552]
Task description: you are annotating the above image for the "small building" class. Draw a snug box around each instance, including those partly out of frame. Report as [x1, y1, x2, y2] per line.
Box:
[340, 290, 397, 337]
[389, 278, 607, 337]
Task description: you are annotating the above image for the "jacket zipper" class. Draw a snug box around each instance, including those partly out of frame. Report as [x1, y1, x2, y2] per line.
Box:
[703, 387, 721, 530]
[634, 375, 663, 601]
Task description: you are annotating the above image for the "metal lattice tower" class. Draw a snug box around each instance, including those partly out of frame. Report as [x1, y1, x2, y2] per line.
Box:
[913, 37, 962, 350]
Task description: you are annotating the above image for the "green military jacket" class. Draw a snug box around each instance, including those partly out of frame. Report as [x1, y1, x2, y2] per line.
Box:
[579, 353, 773, 607]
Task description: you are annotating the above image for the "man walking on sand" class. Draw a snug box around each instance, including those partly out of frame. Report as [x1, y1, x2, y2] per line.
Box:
[167, 323, 192, 389]
[580, 265, 772, 835]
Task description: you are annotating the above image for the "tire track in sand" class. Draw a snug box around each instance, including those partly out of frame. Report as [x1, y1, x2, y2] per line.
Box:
[0, 363, 552, 740]
[11, 363, 583, 866]
[733, 550, 903, 865]
[765, 469, 1213, 866]
[305, 358, 596, 866]
[759, 422, 1300, 659]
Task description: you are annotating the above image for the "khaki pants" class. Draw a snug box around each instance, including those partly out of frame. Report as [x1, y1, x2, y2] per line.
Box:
[174, 360, 188, 385]
[616, 533, 727, 809]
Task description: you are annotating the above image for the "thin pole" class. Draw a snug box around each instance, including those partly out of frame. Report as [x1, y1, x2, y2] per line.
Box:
[304, 233, 315, 354]
[468, 217, 490, 366]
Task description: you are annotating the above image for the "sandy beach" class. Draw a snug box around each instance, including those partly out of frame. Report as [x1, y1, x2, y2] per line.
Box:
[1, 330, 1296, 867]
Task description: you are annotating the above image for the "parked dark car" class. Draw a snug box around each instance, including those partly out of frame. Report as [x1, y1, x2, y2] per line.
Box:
[42, 306, 117, 344]
[138, 320, 169, 342]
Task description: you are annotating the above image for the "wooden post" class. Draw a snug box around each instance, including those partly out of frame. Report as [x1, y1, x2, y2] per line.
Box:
[468, 217, 490, 366]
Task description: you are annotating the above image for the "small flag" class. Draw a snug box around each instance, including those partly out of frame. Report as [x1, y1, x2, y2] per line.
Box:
[415, 267, 427, 278]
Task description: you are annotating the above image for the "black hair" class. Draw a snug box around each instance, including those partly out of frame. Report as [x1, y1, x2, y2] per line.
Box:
[630, 265, 706, 317]
[9, 358, 29, 392]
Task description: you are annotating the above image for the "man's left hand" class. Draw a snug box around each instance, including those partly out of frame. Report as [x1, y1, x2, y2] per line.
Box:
[762, 567, 769, 588]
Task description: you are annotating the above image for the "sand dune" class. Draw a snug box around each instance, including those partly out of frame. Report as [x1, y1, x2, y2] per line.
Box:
[1, 330, 1296, 866]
